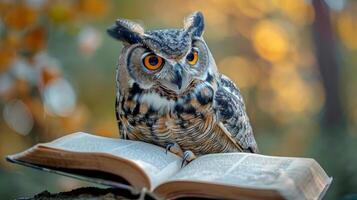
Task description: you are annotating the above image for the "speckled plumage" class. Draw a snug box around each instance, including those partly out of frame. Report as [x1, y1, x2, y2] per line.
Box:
[108, 12, 258, 158]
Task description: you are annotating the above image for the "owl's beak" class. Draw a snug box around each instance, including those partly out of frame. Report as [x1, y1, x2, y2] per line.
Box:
[162, 62, 190, 93]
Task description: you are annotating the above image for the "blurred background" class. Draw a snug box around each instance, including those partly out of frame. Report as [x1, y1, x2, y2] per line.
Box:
[0, 0, 356, 199]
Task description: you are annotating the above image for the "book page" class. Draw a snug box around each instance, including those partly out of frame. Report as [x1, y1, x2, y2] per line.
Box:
[168, 153, 281, 187]
[280, 158, 332, 200]
[169, 153, 331, 200]
[43, 132, 182, 188]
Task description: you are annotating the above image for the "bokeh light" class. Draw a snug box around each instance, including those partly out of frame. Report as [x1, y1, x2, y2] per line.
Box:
[3, 99, 34, 136]
[218, 56, 259, 89]
[337, 12, 357, 50]
[43, 79, 77, 117]
[78, 26, 102, 56]
[252, 20, 289, 62]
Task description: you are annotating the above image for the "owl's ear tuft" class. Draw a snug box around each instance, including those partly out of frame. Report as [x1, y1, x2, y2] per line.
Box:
[107, 19, 144, 44]
[184, 11, 205, 37]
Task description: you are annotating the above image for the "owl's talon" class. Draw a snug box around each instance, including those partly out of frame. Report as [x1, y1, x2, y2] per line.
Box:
[181, 150, 196, 167]
[165, 143, 184, 157]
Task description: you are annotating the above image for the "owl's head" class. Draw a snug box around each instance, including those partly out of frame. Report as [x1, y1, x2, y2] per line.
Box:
[108, 12, 218, 95]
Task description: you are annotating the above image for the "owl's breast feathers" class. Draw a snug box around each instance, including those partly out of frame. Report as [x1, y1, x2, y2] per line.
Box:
[116, 73, 258, 155]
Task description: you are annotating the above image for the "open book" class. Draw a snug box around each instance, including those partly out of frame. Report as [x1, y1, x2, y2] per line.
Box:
[7, 132, 331, 200]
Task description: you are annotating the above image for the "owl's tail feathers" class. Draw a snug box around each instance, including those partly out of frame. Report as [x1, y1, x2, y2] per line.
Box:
[246, 145, 259, 154]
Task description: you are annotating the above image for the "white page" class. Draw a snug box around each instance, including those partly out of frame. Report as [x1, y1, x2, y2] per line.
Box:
[44, 132, 182, 188]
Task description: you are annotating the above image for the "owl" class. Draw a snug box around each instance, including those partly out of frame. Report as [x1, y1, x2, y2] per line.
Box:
[107, 11, 258, 164]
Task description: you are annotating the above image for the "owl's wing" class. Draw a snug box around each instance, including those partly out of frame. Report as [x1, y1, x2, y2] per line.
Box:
[115, 96, 127, 140]
[214, 75, 259, 153]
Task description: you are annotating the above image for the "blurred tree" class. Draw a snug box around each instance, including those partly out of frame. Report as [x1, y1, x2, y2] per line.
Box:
[311, 2, 357, 200]
[312, 0, 344, 129]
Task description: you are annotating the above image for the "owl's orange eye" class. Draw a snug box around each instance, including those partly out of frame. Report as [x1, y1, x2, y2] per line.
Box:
[186, 49, 199, 65]
[143, 54, 164, 71]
